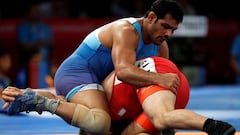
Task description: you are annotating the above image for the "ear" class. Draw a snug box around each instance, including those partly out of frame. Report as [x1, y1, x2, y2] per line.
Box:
[147, 11, 157, 23]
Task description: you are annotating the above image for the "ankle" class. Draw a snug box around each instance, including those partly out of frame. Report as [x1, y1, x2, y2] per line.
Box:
[202, 118, 216, 134]
[44, 98, 60, 114]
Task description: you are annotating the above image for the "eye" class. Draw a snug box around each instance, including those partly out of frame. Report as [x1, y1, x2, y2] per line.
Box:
[162, 23, 172, 30]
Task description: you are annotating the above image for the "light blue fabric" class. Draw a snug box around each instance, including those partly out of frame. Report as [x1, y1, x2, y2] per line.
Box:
[55, 17, 160, 97]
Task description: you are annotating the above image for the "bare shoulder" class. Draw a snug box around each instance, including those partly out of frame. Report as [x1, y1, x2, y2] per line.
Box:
[112, 19, 137, 34]
[99, 18, 140, 48]
[111, 19, 140, 44]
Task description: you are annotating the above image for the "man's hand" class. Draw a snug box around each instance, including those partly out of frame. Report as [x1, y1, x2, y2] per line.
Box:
[1, 86, 23, 110]
[155, 73, 180, 94]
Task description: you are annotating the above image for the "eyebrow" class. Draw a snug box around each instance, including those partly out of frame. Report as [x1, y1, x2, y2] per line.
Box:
[162, 23, 177, 31]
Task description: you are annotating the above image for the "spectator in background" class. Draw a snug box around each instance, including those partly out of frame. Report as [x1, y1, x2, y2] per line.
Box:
[0, 49, 12, 90]
[230, 33, 240, 84]
[16, 1, 55, 88]
[0, 49, 11, 111]
[51, 0, 70, 18]
[133, 0, 145, 17]
[14, 48, 42, 89]
[110, 0, 132, 17]
[45, 64, 58, 88]
[39, 0, 70, 19]
[178, 0, 196, 15]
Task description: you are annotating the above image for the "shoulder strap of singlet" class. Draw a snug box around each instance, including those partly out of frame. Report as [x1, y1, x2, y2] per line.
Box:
[131, 19, 144, 53]
[118, 18, 144, 52]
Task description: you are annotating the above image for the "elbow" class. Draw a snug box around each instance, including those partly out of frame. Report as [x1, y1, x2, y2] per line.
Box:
[115, 69, 125, 81]
[115, 67, 130, 82]
[114, 62, 135, 82]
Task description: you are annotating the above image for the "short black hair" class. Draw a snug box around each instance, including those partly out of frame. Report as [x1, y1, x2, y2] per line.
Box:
[144, 0, 183, 23]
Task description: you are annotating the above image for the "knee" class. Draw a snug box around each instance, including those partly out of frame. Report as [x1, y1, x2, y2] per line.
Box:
[71, 104, 111, 134]
[86, 108, 111, 134]
[152, 113, 170, 130]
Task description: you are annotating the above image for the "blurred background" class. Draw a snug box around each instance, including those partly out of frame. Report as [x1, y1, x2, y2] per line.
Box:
[0, 0, 239, 134]
[0, 0, 239, 88]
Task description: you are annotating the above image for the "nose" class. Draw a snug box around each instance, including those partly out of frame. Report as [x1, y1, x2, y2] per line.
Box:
[165, 29, 173, 38]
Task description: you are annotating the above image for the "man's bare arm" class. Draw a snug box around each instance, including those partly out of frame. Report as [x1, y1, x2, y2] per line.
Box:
[111, 22, 179, 92]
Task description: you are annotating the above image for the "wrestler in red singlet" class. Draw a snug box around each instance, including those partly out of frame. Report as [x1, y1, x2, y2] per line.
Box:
[109, 56, 190, 134]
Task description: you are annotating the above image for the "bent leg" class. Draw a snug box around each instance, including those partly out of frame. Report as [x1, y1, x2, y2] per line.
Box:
[121, 121, 151, 135]
[38, 89, 111, 134]
[64, 89, 111, 134]
[3, 87, 110, 135]
[140, 87, 206, 130]
[33, 89, 111, 134]
[33, 89, 65, 101]
[121, 112, 158, 135]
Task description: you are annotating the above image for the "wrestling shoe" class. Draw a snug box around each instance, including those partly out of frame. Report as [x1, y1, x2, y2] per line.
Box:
[7, 88, 46, 115]
[208, 120, 236, 135]
[162, 128, 175, 135]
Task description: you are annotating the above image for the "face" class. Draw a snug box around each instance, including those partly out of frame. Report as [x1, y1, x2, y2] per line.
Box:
[0, 54, 11, 73]
[28, 5, 40, 21]
[30, 52, 43, 64]
[147, 12, 179, 44]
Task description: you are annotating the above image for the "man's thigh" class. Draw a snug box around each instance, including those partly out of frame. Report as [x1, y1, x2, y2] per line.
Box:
[70, 90, 109, 111]
[140, 89, 176, 122]
[120, 120, 150, 135]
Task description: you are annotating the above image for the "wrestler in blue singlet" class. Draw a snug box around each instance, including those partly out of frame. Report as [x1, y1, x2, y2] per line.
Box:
[54, 18, 160, 101]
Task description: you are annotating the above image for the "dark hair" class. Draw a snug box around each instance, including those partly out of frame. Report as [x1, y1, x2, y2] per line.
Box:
[144, 0, 183, 23]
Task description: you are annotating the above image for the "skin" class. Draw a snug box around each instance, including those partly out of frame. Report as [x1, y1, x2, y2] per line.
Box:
[51, 12, 181, 133]
[2, 12, 181, 135]
[1, 71, 208, 135]
[103, 72, 207, 135]
[107, 12, 180, 91]
[0, 53, 11, 74]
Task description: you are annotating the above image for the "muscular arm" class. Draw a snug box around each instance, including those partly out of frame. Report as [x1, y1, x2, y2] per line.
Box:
[111, 22, 168, 87]
[158, 41, 169, 59]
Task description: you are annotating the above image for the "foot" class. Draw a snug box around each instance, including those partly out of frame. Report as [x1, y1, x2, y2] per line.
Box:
[209, 120, 236, 135]
[7, 88, 46, 115]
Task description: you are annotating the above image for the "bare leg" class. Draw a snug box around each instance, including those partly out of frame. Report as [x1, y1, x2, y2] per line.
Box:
[32, 89, 65, 101]
[121, 121, 152, 135]
[2, 87, 111, 135]
[55, 90, 109, 124]
[142, 90, 206, 130]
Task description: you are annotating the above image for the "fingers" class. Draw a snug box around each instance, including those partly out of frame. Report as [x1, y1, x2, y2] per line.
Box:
[174, 75, 180, 89]
[170, 86, 177, 95]
[1, 86, 22, 102]
[171, 74, 180, 94]
[1, 94, 15, 102]
[4, 86, 22, 92]
[2, 87, 22, 96]
[157, 73, 180, 95]
[2, 102, 10, 110]
[1, 86, 23, 110]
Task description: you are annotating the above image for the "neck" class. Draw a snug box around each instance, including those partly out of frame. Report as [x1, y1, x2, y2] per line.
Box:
[139, 18, 151, 44]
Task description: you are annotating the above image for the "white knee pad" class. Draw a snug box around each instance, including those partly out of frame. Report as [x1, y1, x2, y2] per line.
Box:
[71, 104, 111, 134]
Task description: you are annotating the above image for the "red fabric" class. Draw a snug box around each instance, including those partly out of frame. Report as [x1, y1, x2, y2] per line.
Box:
[109, 57, 190, 133]
[134, 112, 158, 134]
[109, 74, 142, 121]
